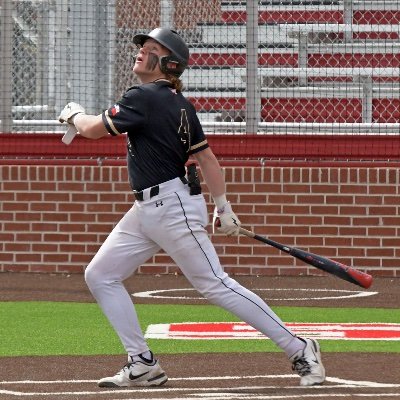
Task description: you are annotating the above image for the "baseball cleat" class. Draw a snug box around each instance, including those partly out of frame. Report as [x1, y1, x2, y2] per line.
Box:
[98, 355, 168, 388]
[290, 338, 326, 386]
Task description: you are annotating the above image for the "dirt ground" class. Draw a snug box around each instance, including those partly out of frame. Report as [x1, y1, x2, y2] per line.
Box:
[0, 272, 399, 400]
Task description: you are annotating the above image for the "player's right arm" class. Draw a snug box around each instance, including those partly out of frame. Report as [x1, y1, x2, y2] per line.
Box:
[58, 102, 108, 140]
[73, 114, 108, 139]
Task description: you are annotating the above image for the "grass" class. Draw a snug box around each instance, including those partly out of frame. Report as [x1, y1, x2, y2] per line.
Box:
[0, 302, 399, 357]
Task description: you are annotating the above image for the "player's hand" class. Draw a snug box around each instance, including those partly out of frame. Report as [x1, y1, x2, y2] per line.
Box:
[58, 102, 85, 124]
[213, 202, 241, 236]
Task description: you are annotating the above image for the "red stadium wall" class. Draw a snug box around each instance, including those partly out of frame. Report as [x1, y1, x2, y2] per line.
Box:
[1, 164, 399, 278]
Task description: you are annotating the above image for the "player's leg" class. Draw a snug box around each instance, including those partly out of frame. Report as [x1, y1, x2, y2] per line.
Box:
[85, 204, 168, 387]
[85, 204, 160, 357]
[149, 190, 325, 386]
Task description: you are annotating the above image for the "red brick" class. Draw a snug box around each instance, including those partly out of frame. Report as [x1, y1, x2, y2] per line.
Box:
[70, 254, 93, 263]
[59, 203, 85, 212]
[30, 182, 56, 191]
[0, 253, 14, 261]
[356, 217, 383, 227]
[31, 202, 57, 212]
[0, 192, 15, 201]
[32, 243, 59, 252]
[42, 213, 69, 222]
[5, 243, 31, 252]
[43, 253, 69, 262]
[2, 182, 30, 191]
[16, 192, 42, 201]
[16, 253, 41, 262]
[238, 256, 266, 265]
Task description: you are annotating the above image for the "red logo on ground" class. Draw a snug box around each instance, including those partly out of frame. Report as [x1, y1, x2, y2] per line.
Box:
[145, 322, 400, 340]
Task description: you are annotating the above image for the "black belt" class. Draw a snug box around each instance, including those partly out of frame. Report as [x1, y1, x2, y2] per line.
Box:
[133, 185, 159, 201]
[133, 177, 188, 201]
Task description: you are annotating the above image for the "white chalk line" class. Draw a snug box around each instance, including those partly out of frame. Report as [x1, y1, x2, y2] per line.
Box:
[2, 393, 400, 400]
[1, 375, 399, 397]
[132, 288, 378, 301]
[188, 394, 400, 399]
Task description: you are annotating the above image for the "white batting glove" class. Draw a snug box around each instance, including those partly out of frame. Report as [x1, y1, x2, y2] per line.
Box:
[61, 123, 78, 145]
[213, 202, 241, 236]
[58, 102, 85, 124]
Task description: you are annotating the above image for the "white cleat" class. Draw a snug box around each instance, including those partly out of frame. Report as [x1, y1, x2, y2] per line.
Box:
[290, 338, 326, 386]
[98, 356, 168, 388]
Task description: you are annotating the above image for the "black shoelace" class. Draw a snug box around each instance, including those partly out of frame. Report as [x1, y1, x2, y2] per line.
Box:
[291, 357, 311, 376]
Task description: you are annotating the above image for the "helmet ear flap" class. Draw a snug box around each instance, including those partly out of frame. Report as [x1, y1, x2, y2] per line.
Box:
[159, 55, 186, 77]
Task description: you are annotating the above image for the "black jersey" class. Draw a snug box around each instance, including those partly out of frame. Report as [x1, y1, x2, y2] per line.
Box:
[102, 80, 208, 191]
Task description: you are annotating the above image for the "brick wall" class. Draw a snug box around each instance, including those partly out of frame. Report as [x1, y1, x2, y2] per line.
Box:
[1, 165, 399, 277]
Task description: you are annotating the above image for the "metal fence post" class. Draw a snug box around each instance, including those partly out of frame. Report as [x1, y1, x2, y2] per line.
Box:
[97, 0, 116, 107]
[54, 0, 69, 117]
[245, 1, 260, 134]
[343, 0, 353, 43]
[161, 0, 174, 28]
[0, 0, 14, 132]
[106, 0, 116, 106]
[68, 0, 98, 113]
[298, 32, 308, 87]
[360, 75, 373, 123]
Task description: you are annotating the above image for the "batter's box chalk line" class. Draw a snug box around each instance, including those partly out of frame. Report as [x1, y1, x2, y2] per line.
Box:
[132, 287, 378, 301]
[0, 375, 399, 398]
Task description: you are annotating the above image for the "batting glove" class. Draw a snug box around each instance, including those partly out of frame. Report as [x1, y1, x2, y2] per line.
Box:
[213, 202, 241, 236]
[61, 123, 78, 145]
[58, 102, 86, 124]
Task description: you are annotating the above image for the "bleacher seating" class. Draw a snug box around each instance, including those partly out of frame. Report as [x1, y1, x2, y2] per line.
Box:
[221, 0, 400, 25]
[189, 43, 400, 69]
[185, 1, 400, 126]
[184, 67, 400, 89]
[198, 23, 400, 47]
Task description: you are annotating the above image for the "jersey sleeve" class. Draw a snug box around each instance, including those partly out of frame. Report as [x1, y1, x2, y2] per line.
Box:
[102, 87, 147, 136]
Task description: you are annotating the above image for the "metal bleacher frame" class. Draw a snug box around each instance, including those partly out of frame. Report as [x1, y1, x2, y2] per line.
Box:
[189, 0, 400, 133]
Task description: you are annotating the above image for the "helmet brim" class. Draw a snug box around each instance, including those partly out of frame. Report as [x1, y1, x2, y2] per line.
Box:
[132, 34, 151, 47]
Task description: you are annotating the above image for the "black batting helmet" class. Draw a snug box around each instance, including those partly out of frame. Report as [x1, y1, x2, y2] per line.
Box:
[133, 28, 189, 77]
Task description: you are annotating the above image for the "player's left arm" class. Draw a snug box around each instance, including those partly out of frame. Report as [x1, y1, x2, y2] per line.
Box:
[194, 148, 241, 236]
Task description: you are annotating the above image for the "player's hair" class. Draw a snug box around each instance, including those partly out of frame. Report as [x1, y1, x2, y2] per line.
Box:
[167, 74, 184, 92]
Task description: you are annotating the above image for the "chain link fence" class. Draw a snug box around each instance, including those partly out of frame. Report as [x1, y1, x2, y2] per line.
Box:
[1, 0, 399, 137]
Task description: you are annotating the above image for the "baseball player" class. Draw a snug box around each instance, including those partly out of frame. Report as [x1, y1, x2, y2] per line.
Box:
[58, 28, 325, 388]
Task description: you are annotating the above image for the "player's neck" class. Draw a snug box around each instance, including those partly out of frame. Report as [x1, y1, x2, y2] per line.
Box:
[136, 72, 167, 84]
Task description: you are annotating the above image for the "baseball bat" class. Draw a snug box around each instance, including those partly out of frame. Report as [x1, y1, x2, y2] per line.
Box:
[239, 227, 373, 289]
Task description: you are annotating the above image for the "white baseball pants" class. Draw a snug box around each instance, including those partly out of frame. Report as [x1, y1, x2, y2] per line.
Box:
[85, 178, 303, 358]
